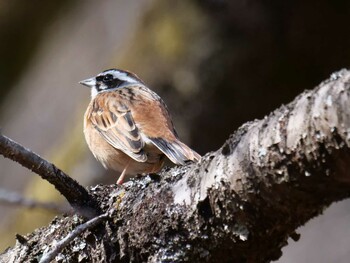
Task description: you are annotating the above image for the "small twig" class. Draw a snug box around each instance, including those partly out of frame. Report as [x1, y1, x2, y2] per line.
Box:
[39, 212, 109, 263]
[0, 133, 102, 218]
[0, 188, 70, 214]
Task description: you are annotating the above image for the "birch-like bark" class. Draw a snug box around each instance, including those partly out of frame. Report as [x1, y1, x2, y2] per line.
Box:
[1, 70, 350, 263]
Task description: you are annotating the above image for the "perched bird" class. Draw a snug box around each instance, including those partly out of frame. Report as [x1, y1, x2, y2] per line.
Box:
[80, 69, 201, 184]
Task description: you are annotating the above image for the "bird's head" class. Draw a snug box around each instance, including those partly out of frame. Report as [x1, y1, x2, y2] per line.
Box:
[80, 69, 144, 98]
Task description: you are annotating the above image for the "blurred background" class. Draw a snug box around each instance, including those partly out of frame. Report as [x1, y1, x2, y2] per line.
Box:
[0, 0, 349, 261]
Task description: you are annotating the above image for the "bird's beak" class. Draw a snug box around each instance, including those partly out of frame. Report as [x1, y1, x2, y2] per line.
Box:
[79, 77, 96, 88]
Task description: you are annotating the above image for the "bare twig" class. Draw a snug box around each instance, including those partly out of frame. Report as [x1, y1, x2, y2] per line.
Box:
[0, 134, 102, 218]
[39, 212, 109, 263]
[0, 188, 70, 214]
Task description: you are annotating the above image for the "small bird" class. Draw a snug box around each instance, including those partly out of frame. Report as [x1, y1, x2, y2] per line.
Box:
[80, 69, 201, 184]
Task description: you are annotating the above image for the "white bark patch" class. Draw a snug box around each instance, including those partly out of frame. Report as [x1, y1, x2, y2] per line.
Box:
[172, 179, 192, 206]
[286, 92, 310, 151]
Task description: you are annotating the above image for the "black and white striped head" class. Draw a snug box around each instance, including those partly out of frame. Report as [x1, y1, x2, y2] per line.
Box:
[79, 69, 144, 98]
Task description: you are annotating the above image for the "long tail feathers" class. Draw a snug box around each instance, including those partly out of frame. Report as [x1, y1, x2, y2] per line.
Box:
[149, 138, 201, 165]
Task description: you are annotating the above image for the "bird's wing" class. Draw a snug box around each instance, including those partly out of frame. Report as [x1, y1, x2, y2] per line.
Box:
[130, 86, 201, 164]
[88, 92, 147, 162]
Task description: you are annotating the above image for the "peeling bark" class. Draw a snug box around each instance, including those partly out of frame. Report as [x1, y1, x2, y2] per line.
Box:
[1, 70, 350, 262]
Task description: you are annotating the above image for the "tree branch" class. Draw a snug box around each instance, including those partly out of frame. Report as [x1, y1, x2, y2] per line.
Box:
[0, 134, 101, 218]
[1, 69, 350, 262]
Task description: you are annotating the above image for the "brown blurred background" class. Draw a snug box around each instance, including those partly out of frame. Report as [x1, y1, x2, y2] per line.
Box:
[0, 0, 350, 261]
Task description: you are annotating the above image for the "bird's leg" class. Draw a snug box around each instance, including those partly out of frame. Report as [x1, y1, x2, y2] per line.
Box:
[117, 161, 130, 185]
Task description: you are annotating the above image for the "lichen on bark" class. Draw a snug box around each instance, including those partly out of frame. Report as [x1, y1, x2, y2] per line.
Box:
[1, 70, 350, 262]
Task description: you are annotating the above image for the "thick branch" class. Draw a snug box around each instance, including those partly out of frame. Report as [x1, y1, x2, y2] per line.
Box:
[1, 70, 350, 262]
[0, 134, 101, 218]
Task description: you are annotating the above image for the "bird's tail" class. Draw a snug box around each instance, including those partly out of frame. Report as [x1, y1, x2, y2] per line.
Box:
[149, 137, 201, 165]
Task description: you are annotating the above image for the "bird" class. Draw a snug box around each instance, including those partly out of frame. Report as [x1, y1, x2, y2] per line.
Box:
[80, 69, 201, 184]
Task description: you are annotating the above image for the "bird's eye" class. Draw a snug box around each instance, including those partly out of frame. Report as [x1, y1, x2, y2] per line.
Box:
[103, 74, 113, 82]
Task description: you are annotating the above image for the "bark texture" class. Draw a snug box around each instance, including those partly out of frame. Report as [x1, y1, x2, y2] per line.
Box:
[1, 69, 350, 262]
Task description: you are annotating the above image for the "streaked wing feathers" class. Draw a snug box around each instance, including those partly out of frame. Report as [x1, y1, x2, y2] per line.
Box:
[90, 100, 147, 162]
[88, 86, 200, 166]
